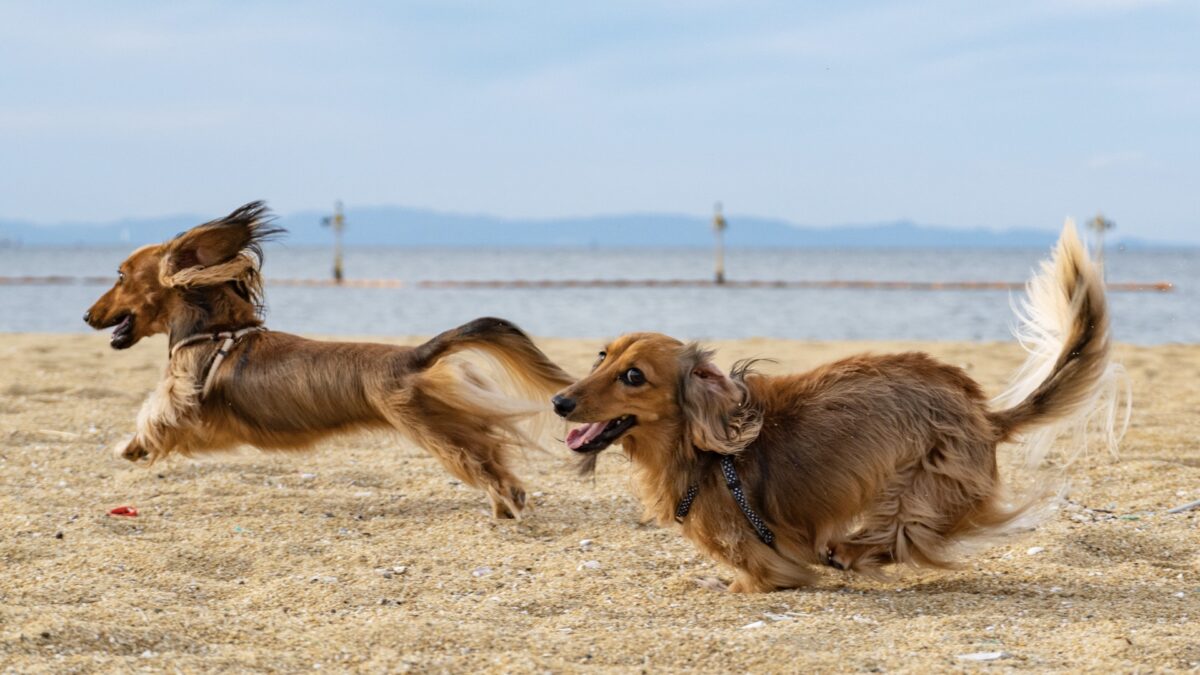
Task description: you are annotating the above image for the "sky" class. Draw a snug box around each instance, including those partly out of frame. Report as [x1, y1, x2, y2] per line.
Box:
[1, 1, 1197, 242]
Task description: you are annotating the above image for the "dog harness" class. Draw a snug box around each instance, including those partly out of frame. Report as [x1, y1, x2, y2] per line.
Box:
[674, 454, 776, 547]
[170, 326, 266, 400]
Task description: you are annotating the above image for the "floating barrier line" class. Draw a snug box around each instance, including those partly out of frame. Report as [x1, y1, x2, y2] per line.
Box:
[0, 276, 1175, 292]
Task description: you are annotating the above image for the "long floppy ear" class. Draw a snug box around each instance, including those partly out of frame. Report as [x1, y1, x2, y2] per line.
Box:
[162, 201, 283, 279]
[678, 343, 762, 454]
[160, 201, 284, 292]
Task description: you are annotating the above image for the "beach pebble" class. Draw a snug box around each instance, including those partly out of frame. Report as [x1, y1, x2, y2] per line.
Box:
[1027, 546, 1045, 556]
[310, 575, 337, 584]
[579, 539, 593, 550]
[577, 560, 601, 571]
[472, 566, 493, 577]
[300, 473, 316, 480]
[957, 651, 1003, 661]
[742, 621, 766, 630]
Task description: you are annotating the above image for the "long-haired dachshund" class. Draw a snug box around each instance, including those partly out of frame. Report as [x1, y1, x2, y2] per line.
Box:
[85, 202, 573, 518]
[552, 222, 1125, 591]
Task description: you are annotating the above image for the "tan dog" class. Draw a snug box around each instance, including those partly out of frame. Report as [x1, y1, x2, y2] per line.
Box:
[85, 202, 572, 518]
[552, 222, 1124, 591]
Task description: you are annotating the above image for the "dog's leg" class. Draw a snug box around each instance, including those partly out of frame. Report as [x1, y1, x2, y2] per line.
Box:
[427, 429, 526, 519]
[727, 573, 770, 593]
[826, 541, 894, 572]
[113, 435, 149, 462]
[119, 376, 204, 463]
[693, 576, 729, 592]
[384, 400, 529, 519]
[383, 361, 537, 519]
[831, 443, 1000, 572]
[728, 548, 819, 592]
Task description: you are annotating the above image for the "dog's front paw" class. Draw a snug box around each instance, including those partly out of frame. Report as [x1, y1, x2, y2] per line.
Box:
[113, 436, 148, 462]
[489, 485, 527, 520]
[693, 576, 729, 592]
[823, 546, 849, 571]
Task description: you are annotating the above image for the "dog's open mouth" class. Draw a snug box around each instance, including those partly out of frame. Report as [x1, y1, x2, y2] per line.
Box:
[565, 415, 637, 453]
[108, 314, 135, 349]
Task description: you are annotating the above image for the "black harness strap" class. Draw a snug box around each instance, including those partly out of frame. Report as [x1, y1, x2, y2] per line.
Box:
[675, 454, 776, 547]
[674, 483, 700, 521]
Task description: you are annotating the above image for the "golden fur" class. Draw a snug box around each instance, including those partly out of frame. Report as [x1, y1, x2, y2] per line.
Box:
[553, 222, 1123, 591]
[85, 202, 573, 518]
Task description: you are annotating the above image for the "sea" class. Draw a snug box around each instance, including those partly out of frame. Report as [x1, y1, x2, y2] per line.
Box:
[0, 246, 1195, 344]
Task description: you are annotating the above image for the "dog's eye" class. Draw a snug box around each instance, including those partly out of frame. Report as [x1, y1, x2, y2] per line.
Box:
[117, 271, 125, 283]
[619, 367, 646, 386]
[593, 351, 606, 369]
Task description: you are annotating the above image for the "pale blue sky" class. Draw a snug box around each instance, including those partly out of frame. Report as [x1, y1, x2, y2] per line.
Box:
[2, 1, 1197, 241]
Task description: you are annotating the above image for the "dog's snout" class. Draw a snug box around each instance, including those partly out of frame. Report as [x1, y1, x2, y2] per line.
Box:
[552, 395, 576, 417]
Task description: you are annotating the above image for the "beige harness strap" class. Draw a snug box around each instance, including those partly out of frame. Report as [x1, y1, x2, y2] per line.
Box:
[170, 326, 265, 399]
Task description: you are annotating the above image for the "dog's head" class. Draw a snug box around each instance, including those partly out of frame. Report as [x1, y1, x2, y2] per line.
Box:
[552, 333, 762, 468]
[84, 202, 282, 349]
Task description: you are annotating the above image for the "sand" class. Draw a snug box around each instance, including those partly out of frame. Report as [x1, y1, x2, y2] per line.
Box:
[1, 333, 1197, 672]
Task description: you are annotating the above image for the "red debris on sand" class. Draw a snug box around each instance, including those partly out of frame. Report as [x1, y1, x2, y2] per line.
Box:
[107, 506, 138, 517]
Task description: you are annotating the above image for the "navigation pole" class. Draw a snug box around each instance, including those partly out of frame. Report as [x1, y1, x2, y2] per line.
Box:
[713, 201, 727, 285]
[321, 200, 347, 284]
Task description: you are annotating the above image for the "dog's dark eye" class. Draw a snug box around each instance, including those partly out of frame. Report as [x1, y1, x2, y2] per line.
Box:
[593, 351, 606, 369]
[619, 367, 646, 386]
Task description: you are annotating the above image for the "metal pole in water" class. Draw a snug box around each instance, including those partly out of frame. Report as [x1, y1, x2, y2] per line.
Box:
[1088, 212, 1114, 263]
[713, 201, 727, 285]
[322, 201, 347, 284]
[1087, 212, 1114, 283]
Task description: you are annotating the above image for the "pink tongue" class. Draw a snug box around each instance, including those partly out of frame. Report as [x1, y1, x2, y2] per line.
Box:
[566, 421, 610, 450]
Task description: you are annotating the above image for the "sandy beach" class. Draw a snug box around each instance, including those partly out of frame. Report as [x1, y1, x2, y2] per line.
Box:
[1, 333, 1197, 672]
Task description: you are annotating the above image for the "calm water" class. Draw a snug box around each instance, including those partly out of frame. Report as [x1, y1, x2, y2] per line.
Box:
[0, 246, 1194, 343]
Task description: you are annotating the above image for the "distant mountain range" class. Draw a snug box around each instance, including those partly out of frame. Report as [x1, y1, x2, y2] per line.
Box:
[0, 205, 1176, 248]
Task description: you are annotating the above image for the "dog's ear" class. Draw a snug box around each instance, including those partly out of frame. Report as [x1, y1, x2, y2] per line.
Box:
[164, 201, 282, 276]
[678, 344, 762, 454]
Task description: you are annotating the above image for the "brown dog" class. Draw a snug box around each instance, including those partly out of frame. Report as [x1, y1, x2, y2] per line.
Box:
[552, 222, 1124, 591]
[85, 202, 572, 518]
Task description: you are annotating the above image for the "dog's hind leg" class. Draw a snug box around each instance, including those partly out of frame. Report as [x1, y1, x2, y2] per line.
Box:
[382, 392, 529, 519]
[829, 441, 1004, 573]
[416, 420, 527, 519]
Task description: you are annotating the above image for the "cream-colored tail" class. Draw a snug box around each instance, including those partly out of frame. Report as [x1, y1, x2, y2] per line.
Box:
[990, 219, 1130, 466]
[414, 317, 574, 446]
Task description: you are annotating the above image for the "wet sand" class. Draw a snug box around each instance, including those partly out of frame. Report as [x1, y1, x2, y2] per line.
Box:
[1, 333, 1197, 671]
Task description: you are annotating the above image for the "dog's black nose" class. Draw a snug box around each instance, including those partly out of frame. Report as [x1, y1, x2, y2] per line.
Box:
[83, 311, 91, 324]
[552, 395, 576, 417]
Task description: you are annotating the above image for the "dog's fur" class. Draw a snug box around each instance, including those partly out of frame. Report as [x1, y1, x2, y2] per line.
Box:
[85, 202, 573, 518]
[553, 221, 1124, 591]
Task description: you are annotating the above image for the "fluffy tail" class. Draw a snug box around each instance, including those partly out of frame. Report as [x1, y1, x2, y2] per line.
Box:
[990, 219, 1129, 466]
[411, 317, 574, 443]
[413, 317, 573, 394]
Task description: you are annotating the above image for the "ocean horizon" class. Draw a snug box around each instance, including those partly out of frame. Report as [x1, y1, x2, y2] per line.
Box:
[1, 245, 1194, 344]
